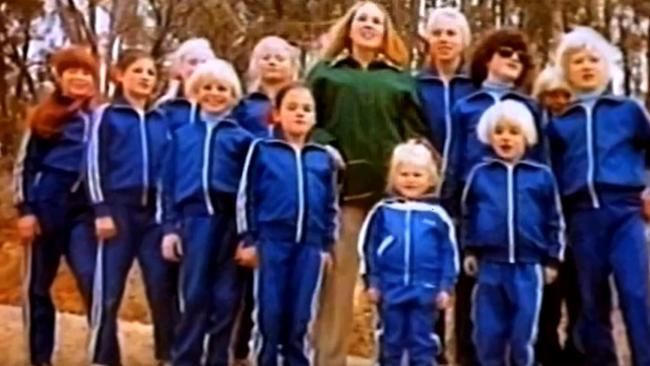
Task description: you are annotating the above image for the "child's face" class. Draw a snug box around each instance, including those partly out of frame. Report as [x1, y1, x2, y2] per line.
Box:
[59, 67, 95, 99]
[117, 57, 157, 99]
[542, 89, 572, 116]
[490, 119, 526, 162]
[257, 43, 294, 84]
[394, 163, 433, 199]
[274, 87, 315, 139]
[197, 79, 235, 114]
[567, 48, 606, 93]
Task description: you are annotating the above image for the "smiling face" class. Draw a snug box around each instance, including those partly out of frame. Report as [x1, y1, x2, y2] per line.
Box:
[487, 46, 528, 84]
[566, 48, 607, 93]
[349, 2, 386, 53]
[274, 87, 315, 141]
[196, 79, 235, 114]
[394, 162, 433, 199]
[428, 16, 464, 63]
[490, 119, 527, 162]
[59, 67, 95, 99]
[117, 57, 157, 100]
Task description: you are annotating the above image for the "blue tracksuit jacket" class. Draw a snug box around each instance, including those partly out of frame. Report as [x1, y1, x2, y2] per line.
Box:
[232, 92, 274, 137]
[546, 93, 650, 366]
[461, 158, 565, 264]
[157, 97, 197, 132]
[415, 68, 475, 209]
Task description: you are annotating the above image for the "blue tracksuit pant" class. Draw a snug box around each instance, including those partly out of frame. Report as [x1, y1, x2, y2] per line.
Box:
[377, 299, 441, 366]
[23, 180, 96, 365]
[89, 203, 177, 365]
[172, 207, 243, 366]
[473, 262, 544, 366]
[253, 240, 325, 366]
[567, 194, 650, 366]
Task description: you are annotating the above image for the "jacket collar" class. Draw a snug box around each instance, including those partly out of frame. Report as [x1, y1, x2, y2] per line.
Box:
[111, 95, 163, 116]
[416, 64, 470, 81]
[329, 48, 402, 71]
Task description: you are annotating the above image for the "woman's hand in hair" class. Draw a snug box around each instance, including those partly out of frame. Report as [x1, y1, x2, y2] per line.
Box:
[17, 215, 40, 243]
[95, 216, 117, 240]
[161, 233, 183, 262]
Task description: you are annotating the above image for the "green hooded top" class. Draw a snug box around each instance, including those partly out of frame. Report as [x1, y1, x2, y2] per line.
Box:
[307, 53, 430, 205]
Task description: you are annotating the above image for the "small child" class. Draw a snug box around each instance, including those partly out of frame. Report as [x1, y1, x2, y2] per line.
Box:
[462, 100, 565, 366]
[358, 139, 459, 366]
[533, 66, 573, 118]
[236, 82, 339, 366]
[161, 58, 253, 365]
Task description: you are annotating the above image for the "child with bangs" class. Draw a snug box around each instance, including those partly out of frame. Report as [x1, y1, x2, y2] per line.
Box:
[359, 139, 459, 366]
[462, 100, 565, 366]
[160, 58, 253, 365]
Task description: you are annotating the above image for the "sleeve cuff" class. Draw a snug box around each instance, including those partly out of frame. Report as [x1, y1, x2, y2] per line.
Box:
[94, 203, 111, 218]
[163, 222, 180, 235]
[17, 203, 35, 216]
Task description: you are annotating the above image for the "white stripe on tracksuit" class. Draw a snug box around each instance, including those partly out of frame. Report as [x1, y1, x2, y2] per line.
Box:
[236, 139, 262, 236]
[87, 104, 110, 205]
[13, 130, 32, 205]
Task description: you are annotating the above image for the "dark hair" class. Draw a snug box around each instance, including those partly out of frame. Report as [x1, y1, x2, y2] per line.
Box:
[111, 49, 156, 99]
[469, 28, 533, 88]
[273, 81, 312, 108]
[29, 45, 99, 138]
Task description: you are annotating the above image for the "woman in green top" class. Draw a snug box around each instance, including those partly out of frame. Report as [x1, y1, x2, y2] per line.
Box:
[308, 2, 429, 365]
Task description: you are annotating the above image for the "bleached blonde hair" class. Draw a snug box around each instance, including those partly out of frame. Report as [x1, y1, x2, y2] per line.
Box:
[425, 7, 472, 48]
[477, 100, 538, 146]
[532, 66, 574, 99]
[555, 27, 615, 92]
[184, 58, 242, 102]
[170, 38, 216, 75]
[387, 139, 440, 194]
[246, 36, 300, 93]
[321, 1, 410, 68]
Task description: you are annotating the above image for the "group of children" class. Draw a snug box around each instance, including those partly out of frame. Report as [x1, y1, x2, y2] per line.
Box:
[12, 5, 650, 366]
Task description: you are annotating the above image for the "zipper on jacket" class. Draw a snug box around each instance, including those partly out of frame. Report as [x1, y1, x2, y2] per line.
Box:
[585, 106, 600, 208]
[137, 110, 150, 206]
[404, 208, 412, 285]
[507, 164, 516, 263]
[293, 146, 305, 243]
[440, 81, 452, 188]
[202, 123, 216, 215]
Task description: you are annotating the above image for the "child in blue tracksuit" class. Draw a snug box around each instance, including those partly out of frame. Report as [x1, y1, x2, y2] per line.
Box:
[14, 46, 99, 366]
[161, 59, 252, 366]
[157, 38, 216, 132]
[236, 83, 339, 366]
[87, 50, 176, 366]
[547, 27, 650, 366]
[231, 36, 300, 364]
[462, 100, 565, 366]
[359, 139, 459, 366]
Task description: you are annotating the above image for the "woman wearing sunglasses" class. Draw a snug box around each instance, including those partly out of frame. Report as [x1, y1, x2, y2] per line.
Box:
[444, 28, 541, 366]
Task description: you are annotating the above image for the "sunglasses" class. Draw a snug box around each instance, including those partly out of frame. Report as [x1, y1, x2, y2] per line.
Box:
[495, 47, 531, 65]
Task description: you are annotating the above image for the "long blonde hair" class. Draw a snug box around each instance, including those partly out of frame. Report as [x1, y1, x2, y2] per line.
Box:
[320, 1, 409, 68]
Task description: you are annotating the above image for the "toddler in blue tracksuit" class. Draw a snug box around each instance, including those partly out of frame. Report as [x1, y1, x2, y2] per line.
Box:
[87, 50, 176, 365]
[236, 83, 339, 366]
[547, 27, 650, 366]
[359, 139, 459, 366]
[462, 100, 565, 366]
[161, 58, 252, 366]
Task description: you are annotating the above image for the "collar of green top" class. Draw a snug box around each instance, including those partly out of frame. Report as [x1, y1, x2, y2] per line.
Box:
[329, 48, 402, 71]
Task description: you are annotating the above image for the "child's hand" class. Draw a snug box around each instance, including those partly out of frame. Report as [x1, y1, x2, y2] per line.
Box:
[17, 215, 40, 243]
[642, 190, 650, 222]
[436, 291, 451, 310]
[235, 244, 258, 268]
[321, 252, 334, 273]
[161, 234, 183, 262]
[463, 255, 478, 277]
[95, 216, 117, 240]
[366, 287, 381, 303]
[544, 265, 559, 284]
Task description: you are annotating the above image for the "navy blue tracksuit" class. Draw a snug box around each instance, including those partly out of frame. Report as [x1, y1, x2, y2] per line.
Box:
[359, 198, 459, 366]
[87, 100, 176, 365]
[237, 138, 339, 366]
[547, 94, 650, 366]
[157, 96, 196, 132]
[415, 67, 475, 365]
[163, 110, 253, 366]
[14, 110, 96, 365]
[462, 158, 565, 366]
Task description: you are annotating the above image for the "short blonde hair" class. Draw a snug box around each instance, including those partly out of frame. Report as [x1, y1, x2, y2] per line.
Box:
[532, 66, 573, 99]
[184, 58, 242, 101]
[477, 100, 538, 146]
[247, 36, 300, 93]
[425, 7, 471, 48]
[555, 27, 614, 91]
[387, 139, 440, 194]
[321, 1, 409, 68]
[170, 38, 216, 74]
